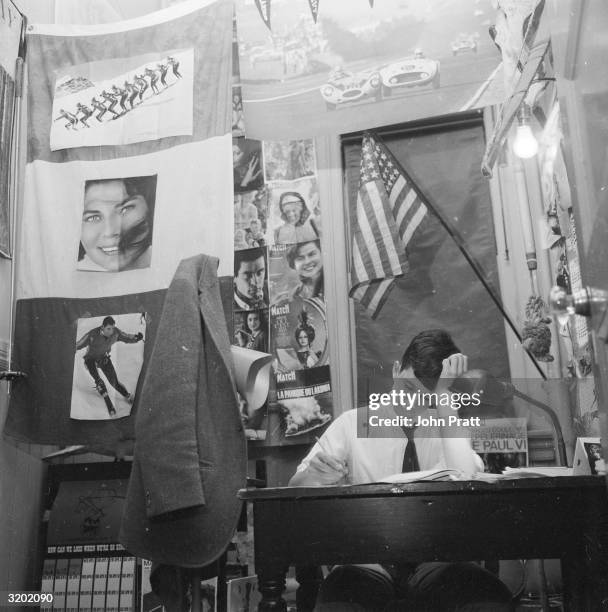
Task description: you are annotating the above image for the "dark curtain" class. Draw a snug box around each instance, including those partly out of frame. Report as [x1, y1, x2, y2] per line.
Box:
[344, 117, 510, 403]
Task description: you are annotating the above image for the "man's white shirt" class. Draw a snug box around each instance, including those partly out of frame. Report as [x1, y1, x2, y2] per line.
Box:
[296, 407, 483, 484]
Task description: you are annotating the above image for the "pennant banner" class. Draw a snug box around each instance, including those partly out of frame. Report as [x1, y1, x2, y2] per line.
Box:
[7, 0, 235, 448]
[308, 0, 319, 23]
[254, 0, 271, 30]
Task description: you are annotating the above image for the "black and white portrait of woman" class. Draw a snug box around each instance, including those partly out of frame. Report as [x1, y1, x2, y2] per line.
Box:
[77, 175, 157, 272]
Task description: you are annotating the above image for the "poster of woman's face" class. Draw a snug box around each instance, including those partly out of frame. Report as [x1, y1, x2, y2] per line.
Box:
[233, 137, 264, 193]
[271, 298, 328, 372]
[232, 308, 269, 354]
[269, 240, 324, 305]
[77, 174, 157, 272]
[268, 176, 320, 246]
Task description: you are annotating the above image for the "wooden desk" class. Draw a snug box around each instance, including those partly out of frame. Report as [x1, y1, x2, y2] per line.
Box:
[238, 477, 608, 611]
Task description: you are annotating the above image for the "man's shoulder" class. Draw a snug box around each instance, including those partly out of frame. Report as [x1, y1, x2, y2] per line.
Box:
[331, 407, 361, 428]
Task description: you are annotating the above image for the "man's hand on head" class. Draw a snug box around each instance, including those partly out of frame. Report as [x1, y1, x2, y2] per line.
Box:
[435, 353, 468, 393]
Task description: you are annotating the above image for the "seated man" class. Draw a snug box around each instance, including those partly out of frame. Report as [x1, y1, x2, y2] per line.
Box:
[289, 329, 514, 611]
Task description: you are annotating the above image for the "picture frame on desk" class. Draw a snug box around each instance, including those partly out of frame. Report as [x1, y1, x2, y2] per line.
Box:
[573, 437, 605, 475]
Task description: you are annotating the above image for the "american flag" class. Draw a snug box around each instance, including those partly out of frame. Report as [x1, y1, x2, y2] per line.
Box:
[349, 133, 428, 318]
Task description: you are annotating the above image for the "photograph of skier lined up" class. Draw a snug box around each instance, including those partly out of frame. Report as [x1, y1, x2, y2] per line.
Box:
[50, 49, 193, 150]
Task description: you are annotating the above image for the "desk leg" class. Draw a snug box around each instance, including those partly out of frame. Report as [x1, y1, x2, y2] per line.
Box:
[295, 565, 323, 612]
[562, 540, 608, 611]
[258, 569, 287, 612]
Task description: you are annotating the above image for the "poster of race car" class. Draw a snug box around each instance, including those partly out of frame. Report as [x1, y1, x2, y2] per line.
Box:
[235, 0, 504, 139]
[50, 49, 193, 151]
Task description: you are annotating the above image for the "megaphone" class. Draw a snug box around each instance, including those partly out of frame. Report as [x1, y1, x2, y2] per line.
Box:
[230, 345, 273, 412]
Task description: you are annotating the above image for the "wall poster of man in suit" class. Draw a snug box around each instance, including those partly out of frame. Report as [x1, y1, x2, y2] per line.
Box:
[71, 312, 146, 420]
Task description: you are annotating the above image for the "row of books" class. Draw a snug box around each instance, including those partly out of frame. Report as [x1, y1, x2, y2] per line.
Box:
[40, 554, 135, 611]
[42, 474, 143, 611]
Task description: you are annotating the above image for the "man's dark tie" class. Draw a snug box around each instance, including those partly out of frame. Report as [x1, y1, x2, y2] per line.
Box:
[401, 427, 420, 472]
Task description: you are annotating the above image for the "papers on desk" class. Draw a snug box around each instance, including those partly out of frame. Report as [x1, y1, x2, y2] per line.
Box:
[378, 466, 573, 484]
[379, 469, 466, 483]
[501, 466, 573, 478]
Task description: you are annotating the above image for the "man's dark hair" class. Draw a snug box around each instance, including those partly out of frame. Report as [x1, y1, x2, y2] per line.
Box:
[400, 329, 460, 390]
[102, 316, 116, 327]
[234, 247, 266, 274]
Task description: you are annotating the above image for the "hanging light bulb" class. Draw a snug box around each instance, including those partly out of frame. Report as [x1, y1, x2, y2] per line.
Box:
[512, 103, 539, 159]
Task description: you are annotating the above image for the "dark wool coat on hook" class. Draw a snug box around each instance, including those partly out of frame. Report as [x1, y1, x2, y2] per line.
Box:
[120, 254, 246, 567]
